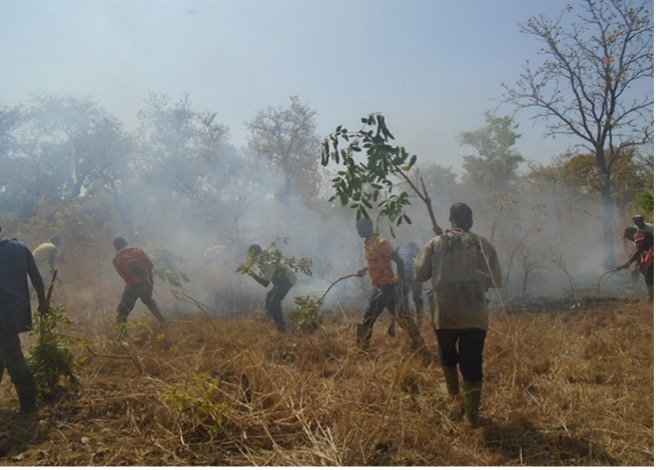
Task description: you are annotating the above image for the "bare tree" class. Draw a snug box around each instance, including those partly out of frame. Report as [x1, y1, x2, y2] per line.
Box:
[503, 0, 653, 269]
[246, 96, 321, 204]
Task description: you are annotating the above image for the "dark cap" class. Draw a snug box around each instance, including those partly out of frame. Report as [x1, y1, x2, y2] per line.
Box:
[113, 237, 128, 251]
[248, 244, 262, 255]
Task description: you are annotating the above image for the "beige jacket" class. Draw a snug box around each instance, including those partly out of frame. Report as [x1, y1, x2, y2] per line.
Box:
[413, 228, 502, 330]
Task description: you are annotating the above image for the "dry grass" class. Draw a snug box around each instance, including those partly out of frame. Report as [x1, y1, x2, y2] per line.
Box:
[0, 296, 653, 466]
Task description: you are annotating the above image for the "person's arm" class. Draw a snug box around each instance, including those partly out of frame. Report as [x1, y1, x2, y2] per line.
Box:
[48, 248, 56, 273]
[412, 242, 434, 283]
[26, 250, 47, 313]
[251, 272, 270, 288]
[616, 250, 641, 270]
[390, 251, 405, 284]
[250, 262, 271, 287]
[112, 254, 128, 281]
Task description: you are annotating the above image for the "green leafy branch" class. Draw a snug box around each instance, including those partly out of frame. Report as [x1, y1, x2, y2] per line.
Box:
[150, 247, 191, 288]
[636, 190, 653, 214]
[321, 113, 442, 236]
[289, 272, 360, 333]
[289, 295, 323, 333]
[236, 237, 313, 277]
[27, 303, 78, 400]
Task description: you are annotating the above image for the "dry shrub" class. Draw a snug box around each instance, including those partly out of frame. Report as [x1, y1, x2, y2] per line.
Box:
[0, 297, 652, 466]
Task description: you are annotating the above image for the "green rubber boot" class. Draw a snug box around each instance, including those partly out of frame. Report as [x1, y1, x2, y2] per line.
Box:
[463, 380, 482, 428]
[356, 323, 372, 350]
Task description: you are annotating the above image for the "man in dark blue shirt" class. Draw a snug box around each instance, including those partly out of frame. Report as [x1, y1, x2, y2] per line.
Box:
[0, 226, 48, 414]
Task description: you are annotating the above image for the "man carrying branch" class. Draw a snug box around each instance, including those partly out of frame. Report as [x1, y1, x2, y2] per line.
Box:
[0, 226, 48, 414]
[240, 244, 298, 332]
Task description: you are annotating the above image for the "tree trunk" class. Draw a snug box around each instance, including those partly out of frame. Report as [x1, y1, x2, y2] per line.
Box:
[600, 181, 616, 270]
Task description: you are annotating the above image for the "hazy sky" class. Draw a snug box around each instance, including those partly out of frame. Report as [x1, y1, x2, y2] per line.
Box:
[2, 0, 652, 173]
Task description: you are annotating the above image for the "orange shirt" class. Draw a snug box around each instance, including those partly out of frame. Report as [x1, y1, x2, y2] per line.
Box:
[364, 235, 397, 286]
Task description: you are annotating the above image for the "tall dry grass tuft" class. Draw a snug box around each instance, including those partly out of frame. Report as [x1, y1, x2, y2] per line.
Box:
[0, 297, 652, 466]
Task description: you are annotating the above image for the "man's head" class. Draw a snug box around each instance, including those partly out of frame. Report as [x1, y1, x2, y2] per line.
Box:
[50, 235, 61, 247]
[623, 226, 638, 240]
[356, 218, 374, 239]
[633, 215, 645, 228]
[247, 244, 262, 256]
[407, 242, 420, 255]
[449, 202, 473, 230]
[113, 237, 128, 252]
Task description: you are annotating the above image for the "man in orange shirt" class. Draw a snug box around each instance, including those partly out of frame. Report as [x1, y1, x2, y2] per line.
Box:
[355, 218, 423, 351]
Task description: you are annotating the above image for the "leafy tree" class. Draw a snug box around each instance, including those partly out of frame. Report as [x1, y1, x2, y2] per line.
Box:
[502, 0, 654, 268]
[0, 104, 22, 157]
[0, 95, 131, 219]
[636, 190, 653, 216]
[532, 147, 652, 221]
[28, 95, 131, 199]
[135, 92, 232, 209]
[321, 113, 442, 236]
[457, 112, 525, 241]
[0, 104, 28, 213]
[246, 96, 322, 204]
[459, 111, 524, 190]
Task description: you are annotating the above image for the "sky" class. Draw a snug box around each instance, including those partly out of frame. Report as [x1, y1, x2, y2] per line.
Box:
[1, 0, 653, 174]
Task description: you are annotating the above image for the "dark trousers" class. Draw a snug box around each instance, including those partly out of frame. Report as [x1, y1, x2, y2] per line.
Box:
[434, 328, 487, 382]
[401, 279, 423, 312]
[0, 334, 33, 385]
[0, 334, 37, 411]
[117, 281, 164, 323]
[362, 283, 398, 327]
[265, 279, 293, 331]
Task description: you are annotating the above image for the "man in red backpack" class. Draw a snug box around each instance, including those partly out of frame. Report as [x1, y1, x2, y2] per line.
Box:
[112, 237, 165, 324]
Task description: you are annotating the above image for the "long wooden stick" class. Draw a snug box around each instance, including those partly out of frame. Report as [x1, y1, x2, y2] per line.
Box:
[596, 269, 615, 292]
[318, 273, 359, 304]
[45, 269, 58, 311]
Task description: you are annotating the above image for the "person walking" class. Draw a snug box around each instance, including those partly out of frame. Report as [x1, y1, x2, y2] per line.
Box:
[413, 203, 502, 427]
[242, 244, 296, 332]
[355, 218, 423, 351]
[112, 237, 165, 324]
[0, 226, 48, 414]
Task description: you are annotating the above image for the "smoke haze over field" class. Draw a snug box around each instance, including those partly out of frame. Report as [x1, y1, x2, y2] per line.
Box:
[0, 0, 652, 318]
